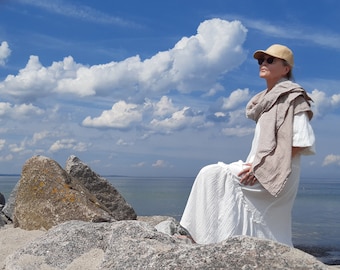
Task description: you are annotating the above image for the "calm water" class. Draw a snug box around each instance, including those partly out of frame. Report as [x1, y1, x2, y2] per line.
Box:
[1, 175, 339, 264]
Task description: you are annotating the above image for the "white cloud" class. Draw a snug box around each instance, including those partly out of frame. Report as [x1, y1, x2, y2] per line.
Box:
[0, 19, 247, 102]
[0, 41, 11, 66]
[331, 94, 340, 106]
[152, 160, 172, 168]
[82, 101, 143, 129]
[149, 107, 205, 133]
[152, 96, 178, 117]
[49, 139, 89, 152]
[226, 15, 340, 50]
[309, 89, 340, 118]
[0, 139, 6, 150]
[9, 141, 26, 153]
[322, 154, 340, 166]
[132, 162, 146, 168]
[221, 88, 250, 110]
[15, 0, 135, 27]
[30, 131, 50, 145]
[0, 102, 44, 119]
[0, 154, 13, 162]
[116, 139, 134, 146]
[222, 126, 254, 137]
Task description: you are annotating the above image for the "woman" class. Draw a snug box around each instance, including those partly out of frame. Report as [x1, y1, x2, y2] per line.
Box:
[180, 44, 315, 247]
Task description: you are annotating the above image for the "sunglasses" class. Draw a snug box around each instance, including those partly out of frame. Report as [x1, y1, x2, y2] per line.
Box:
[257, 56, 276, 65]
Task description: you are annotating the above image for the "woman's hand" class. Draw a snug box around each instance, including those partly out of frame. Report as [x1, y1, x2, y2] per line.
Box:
[238, 163, 257, 186]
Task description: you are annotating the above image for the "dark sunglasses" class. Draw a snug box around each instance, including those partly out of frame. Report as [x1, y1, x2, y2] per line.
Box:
[257, 56, 276, 65]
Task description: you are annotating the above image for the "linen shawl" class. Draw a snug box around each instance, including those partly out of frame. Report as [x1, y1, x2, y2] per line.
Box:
[246, 79, 313, 196]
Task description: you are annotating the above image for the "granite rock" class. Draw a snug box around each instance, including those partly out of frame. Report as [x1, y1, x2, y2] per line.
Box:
[4, 219, 329, 270]
[65, 155, 136, 220]
[13, 155, 114, 230]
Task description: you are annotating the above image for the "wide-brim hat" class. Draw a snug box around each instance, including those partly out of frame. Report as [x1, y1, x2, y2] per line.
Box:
[253, 44, 294, 67]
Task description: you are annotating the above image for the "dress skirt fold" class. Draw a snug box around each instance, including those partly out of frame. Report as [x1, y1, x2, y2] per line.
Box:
[180, 159, 301, 246]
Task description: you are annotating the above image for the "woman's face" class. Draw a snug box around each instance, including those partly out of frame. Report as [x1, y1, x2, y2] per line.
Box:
[258, 54, 290, 82]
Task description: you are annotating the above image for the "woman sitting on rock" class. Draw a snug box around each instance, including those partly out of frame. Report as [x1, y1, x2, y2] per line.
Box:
[180, 44, 315, 246]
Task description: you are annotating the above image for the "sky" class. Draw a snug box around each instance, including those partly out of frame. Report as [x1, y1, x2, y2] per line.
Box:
[0, 0, 339, 178]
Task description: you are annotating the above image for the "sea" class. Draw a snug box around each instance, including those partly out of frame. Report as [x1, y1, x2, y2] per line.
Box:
[1, 175, 339, 265]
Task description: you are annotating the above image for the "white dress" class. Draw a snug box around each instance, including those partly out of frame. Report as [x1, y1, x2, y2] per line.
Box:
[180, 112, 315, 246]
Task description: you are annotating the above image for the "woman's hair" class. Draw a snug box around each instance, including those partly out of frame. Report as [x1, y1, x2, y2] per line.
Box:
[282, 60, 294, 81]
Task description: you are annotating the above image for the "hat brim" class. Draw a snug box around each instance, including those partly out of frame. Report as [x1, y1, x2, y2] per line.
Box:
[253, 50, 272, 60]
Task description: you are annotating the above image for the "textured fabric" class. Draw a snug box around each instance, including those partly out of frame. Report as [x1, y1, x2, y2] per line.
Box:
[246, 79, 313, 196]
[180, 159, 301, 246]
[180, 104, 315, 246]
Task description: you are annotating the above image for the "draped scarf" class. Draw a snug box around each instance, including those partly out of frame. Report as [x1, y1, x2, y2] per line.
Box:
[246, 79, 313, 196]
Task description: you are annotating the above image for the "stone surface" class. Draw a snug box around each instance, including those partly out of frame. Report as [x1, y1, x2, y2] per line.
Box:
[4, 219, 329, 270]
[13, 155, 114, 230]
[2, 180, 19, 221]
[0, 192, 5, 209]
[65, 155, 136, 220]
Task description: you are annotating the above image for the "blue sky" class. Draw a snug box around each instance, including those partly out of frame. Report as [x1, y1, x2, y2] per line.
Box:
[0, 0, 339, 178]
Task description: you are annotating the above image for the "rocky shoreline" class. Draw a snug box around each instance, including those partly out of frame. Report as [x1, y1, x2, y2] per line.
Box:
[0, 155, 339, 269]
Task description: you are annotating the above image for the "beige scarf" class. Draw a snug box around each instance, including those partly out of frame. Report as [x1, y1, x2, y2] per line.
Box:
[246, 79, 313, 196]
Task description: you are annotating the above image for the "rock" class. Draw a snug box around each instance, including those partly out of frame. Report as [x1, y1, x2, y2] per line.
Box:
[13, 155, 114, 230]
[65, 155, 136, 220]
[4, 219, 329, 270]
[0, 213, 5, 227]
[0, 192, 5, 209]
[154, 216, 189, 236]
[2, 181, 19, 222]
[0, 192, 6, 227]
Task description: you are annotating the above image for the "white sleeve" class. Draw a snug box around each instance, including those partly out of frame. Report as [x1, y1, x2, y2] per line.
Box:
[293, 112, 316, 155]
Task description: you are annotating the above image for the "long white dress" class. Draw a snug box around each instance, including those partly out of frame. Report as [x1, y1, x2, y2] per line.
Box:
[180, 112, 315, 246]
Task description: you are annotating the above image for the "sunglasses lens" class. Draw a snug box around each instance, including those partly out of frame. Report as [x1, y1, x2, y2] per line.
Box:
[258, 59, 264, 65]
[257, 57, 275, 65]
[267, 57, 274, 64]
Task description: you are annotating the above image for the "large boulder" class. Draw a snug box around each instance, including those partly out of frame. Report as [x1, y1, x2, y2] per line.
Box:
[13, 155, 114, 230]
[4, 219, 328, 270]
[65, 155, 136, 220]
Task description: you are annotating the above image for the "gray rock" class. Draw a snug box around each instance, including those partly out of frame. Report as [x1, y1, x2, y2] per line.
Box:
[154, 216, 190, 236]
[0, 213, 5, 227]
[65, 155, 137, 220]
[0, 192, 5, 209]
[4, 219, 328, 270]
[2, 181, 19, 221]
[13, 155, 114, 230]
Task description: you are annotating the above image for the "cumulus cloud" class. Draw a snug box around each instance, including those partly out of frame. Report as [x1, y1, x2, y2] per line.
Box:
[9, 141, 26, 153]
[309, 89, 340, 117]
[0, 41, 11, 66]
[221, 88, 250, 110]
[149, 107, 205, 133]
[0, 19, 247, 103]
[82, 101, 143, 129]
[151, 96, 178, 117]
[49, 139, 89, 152]
[30, 131, 50, 145]
[0, 102, 44, 120]
[322, 154, 340, 166]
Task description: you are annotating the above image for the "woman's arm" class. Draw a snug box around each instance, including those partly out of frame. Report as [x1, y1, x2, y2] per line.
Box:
[238, 147, 305, 186]
[292, 147, 306, 157]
